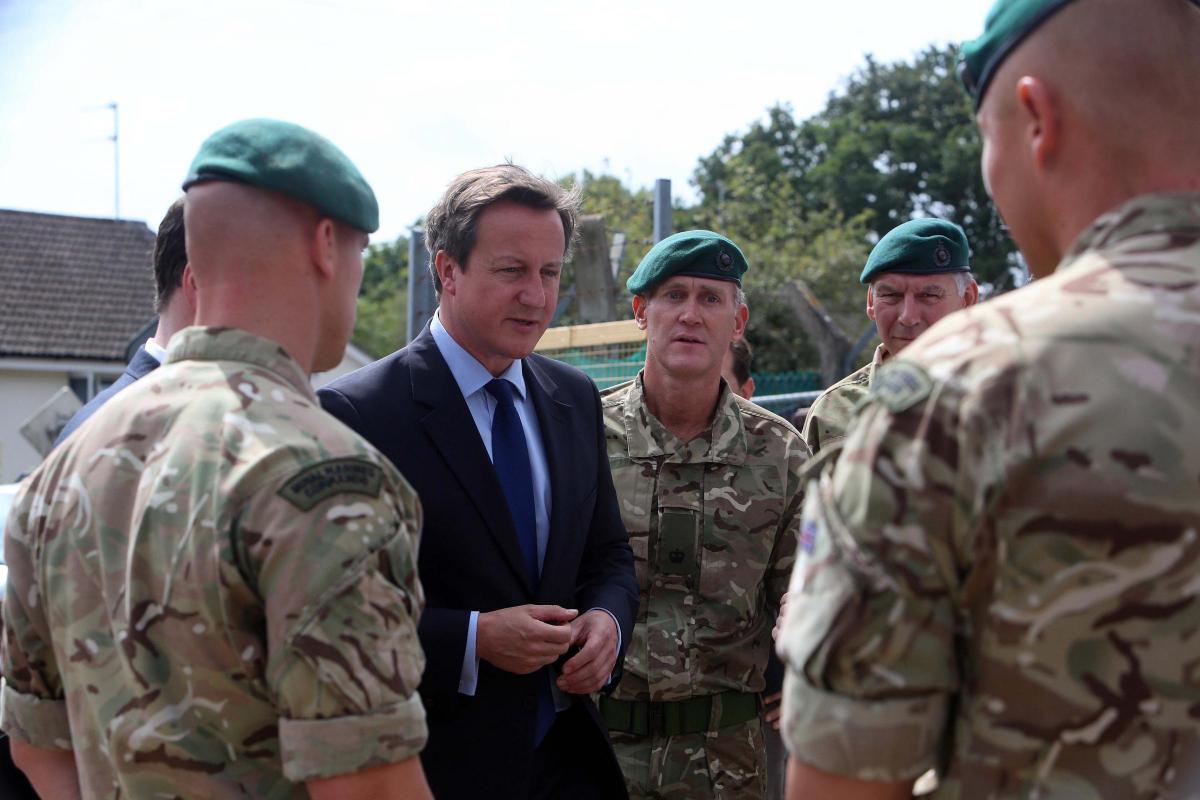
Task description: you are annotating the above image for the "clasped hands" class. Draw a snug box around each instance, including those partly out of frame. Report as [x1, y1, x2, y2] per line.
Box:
[477, 605, 617, 694]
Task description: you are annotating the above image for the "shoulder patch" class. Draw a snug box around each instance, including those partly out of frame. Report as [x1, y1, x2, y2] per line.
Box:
[600, 379, 635, 402]
[277, 457, 384, 511]
[870, 362, 933, 414]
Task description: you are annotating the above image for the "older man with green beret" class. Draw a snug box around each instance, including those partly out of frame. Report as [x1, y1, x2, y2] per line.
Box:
[778, 1, 1200, 798]
[801, 218, 978, 458]
[1, 119, 433, 799]
[599, 230, 808, 799]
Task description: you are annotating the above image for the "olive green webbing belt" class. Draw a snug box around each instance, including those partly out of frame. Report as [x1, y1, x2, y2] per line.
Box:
[599, 691, 760, 737]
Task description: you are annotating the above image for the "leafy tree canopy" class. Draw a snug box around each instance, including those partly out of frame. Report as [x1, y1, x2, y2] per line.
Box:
[352, 45, 1016, 375]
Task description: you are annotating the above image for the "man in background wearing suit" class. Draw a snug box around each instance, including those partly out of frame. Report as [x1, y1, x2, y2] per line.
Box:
[53, 197, 196, 447]
[319, 164, 638, 800]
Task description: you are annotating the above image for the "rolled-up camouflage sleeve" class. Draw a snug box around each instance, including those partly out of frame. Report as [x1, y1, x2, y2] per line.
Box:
[777, 361, 986, 782]
[1, 501, 72, 750]
[235, 457, 427, 783]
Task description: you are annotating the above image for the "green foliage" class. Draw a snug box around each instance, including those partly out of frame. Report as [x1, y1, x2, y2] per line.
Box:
[693, 45, 1013, 286]
[350, 45, 1011, 376]
[352, 237, 409, 358]
[684, 156, 874, 371]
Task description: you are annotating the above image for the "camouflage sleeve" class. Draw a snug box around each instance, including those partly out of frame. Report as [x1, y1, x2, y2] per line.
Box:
[1, 503, 72, 750]
[234, 457, 427, 783]
[798, 397, 821, 454]
[777, 361, 986, 783]
[766, 435, 809, 611]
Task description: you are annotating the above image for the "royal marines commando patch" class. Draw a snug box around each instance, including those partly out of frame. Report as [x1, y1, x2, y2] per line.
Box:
[870, 361, 934, 414]
[278, 457, 384, 511]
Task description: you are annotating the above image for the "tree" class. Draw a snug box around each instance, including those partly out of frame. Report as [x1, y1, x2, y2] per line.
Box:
[352, 237, 408, 358]
[351, 45, 1010, 378]
[693, 45, 1014, 286]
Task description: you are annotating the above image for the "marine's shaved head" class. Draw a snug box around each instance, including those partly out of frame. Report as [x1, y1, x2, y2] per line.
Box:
[989, 0, 1200, 155]
[184, 181, 366, 373]
[978, 0, 1200, 275]
[185, 182, 318, 284]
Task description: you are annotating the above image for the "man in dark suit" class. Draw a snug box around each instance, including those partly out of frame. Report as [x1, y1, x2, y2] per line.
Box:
[319, 164, 638, 800]
[53, 198, 195, 447]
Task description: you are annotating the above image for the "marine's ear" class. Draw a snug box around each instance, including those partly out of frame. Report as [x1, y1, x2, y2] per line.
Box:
[310, 217, 339, 280]
[632, 293, 648, 330]
[1015, 75, 1060, 173]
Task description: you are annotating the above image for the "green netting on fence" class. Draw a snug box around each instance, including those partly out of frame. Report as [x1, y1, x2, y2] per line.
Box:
[751, 371, 822, 396]
[543, 342, 821, 396]
[543, 341, 647, 390]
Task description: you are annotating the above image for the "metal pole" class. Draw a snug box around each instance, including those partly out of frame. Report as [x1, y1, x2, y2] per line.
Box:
[653, 179, 672, 243]
[110, 102, 120, 219]
[406, 230, 436, 343]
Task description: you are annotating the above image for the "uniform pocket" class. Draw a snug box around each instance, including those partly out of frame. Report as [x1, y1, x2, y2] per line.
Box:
[703, 717, 766, 799]
[656, 506, 701, 588]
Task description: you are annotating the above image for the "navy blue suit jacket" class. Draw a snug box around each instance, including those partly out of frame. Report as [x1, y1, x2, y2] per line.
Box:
[318, 327, 637, 798]
[53, 346, 160, 449]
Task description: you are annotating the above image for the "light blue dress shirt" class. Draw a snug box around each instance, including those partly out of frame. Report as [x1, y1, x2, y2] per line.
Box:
[429, 313, 618, 701]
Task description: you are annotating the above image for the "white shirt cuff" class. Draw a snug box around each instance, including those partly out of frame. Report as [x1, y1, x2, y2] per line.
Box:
[458, 610, 480, 695]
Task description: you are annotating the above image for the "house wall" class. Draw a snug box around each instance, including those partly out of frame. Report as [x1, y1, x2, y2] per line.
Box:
[0, 369, 71, 482]
[0, 347, 371, 484]
[312, 349, 372, 390]
[0, 361, 124, 483]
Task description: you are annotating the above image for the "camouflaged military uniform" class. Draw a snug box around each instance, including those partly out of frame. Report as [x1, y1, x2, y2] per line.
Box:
[800, 343, 888, 456]
[1, 327, 427, 799]
[601, 374, 807, 799]
[778, 193, 1200, 798]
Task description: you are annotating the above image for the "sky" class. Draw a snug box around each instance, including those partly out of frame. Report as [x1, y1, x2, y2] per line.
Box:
[0, 0, 993, 243]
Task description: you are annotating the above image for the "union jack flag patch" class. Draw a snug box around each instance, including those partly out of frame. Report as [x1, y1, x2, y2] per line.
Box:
[800, 520, 818, 554]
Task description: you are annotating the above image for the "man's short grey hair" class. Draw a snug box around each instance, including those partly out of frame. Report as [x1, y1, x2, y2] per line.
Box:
[954, 271, 976, 297]
[869, 272, 975, 297]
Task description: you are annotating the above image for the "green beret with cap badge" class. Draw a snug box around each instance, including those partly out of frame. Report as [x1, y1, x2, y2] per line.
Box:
[626, 230, 748, 296]
[860, 218, 971, 284]
[182, 118, 379, 233]
[959, 0, 1079, 109]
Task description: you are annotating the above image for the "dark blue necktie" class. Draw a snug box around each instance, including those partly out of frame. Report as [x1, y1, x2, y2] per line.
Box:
[487, 378, 539, 587]
[486, 378, 555, 745]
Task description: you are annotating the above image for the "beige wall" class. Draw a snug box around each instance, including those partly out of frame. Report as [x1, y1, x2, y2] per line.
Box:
[0, 362, 126, 483]
[0, 346, 372, 484]
[0, 369, 71, 482]
[312, 346, 373, 390]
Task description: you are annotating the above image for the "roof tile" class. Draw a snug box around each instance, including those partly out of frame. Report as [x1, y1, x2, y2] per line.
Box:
[0, 209, 156, 360]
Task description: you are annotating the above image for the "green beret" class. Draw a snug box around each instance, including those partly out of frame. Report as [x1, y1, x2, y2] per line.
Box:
[959, 0, 1078, 109]
[182, 118, 379, 233]
[860, 219, 971, 284]
[626, 230, 748, 296]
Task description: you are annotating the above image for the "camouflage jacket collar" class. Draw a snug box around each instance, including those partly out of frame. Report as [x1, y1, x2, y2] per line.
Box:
[866, 343, 890, 388]
[1061, 192, 1200, 273]
[166, 326, 315, 401]
[623, 372, 748, 465]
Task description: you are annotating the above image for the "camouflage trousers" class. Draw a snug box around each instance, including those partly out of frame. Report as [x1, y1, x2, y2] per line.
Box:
[611, 717, 766, 799]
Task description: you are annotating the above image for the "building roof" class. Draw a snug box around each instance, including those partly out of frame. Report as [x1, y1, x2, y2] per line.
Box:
[0, 209, 156, 361]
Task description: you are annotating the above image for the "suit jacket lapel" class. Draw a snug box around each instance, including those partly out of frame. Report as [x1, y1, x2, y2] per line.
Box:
[127, 346, 161, 381]
[409, 329, 536, 596]
[525, 357, 573, 603]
